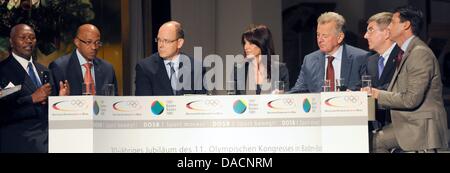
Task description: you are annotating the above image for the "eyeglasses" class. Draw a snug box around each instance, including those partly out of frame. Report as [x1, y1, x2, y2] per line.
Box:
[77, 37, 103, 47]
[366, 27, 376, 33]
[366, 27, 386, 34]
[17, 35, 36, 41]
[154, 38, 178, 45]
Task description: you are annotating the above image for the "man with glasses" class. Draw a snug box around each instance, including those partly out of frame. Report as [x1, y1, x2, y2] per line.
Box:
[288, 12, 368, 93]
[135, 21, 206, 96]
[49, 24, 118, 96]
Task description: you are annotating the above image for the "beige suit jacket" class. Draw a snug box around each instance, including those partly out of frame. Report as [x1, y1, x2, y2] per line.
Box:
[378, 37, 448, 151]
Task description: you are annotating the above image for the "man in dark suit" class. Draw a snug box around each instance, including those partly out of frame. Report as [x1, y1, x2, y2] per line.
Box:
[49, 24, 118, 96]
[363, 12, 401, 152]
[135, 21, 205, 96]
[0, 24, 69, 153]
[366, 6, 448, 152]
[364, 12, 399, 91]
[289, 12, 368, 93]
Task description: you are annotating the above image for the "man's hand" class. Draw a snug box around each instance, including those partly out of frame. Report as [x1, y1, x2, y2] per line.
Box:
[32, 83, 52, 104]
[59, 80, 70, 96]
[361, 87, 380, 99]
[271, 89, 285, 95]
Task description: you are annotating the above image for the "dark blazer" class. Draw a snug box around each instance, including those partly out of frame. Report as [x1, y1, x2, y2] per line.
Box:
[49, 50, 118, 96]
[0, 55, 55, 153]
[289, 44, 369, 93]
[366, 45, 400, 90]
[135, 53, 206, 96]
[366, 45, 400, 126]
[233, 62, 289, 95]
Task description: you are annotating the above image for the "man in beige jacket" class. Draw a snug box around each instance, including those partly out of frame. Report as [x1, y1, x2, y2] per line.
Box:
[366, 6, 448, 153]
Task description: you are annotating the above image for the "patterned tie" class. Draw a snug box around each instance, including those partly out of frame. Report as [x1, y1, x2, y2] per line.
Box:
[395, 49, 404, 69]
[326, 56, 335, 91]
[28, 62, 42, 87]
[82, 63, 96, 95]
[378, 56, 385, 79]
[168, 62, 177, 95]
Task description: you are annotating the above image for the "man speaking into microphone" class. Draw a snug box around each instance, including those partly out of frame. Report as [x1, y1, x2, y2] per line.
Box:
[0, 24, 70, 153]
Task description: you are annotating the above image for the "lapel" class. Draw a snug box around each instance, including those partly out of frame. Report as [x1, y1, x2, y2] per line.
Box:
[315, 52, 326, 87]
[34, 61, 47, 85]
[93, 58, 104, 92]
[155, 54, 174, 94]
[379, 45, 399, 83]
[68, 51, 84, 94]
[388, 37, 418, 91]
[367, 54, 381, 86]
[340, 44, 353, 86]
[4, 55, 37, 92]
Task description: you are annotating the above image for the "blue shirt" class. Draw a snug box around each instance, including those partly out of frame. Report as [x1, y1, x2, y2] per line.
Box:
[163, 54, 180, 79]
[76, 49, 96, 83]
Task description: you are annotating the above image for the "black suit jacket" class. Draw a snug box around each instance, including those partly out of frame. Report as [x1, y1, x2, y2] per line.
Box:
[366, 45, 400, 90]
[49, 51, 118, 96]
[0, 55, 55, 153]
[135, 53, 206, 96]
[366, 45, 400, 125]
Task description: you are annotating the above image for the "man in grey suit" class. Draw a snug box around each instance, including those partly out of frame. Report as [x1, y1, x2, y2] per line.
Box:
[366, 6, 448, 152]
[289, 12, 368, 93]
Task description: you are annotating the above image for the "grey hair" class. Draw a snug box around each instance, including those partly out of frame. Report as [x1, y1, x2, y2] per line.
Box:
[367, 12, 393, 29]
[317, 12, 346, 34]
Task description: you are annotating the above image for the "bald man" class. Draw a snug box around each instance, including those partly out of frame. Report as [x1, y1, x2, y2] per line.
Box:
[49, 24, 118, 96]
[135, 21, 206, 96]
[0, 24, 69, 153]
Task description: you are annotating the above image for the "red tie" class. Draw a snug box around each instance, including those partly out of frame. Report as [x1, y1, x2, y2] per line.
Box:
[395, 49, 404, 69]
[83, 63, 96, 95]
[326, 56, 335, 91]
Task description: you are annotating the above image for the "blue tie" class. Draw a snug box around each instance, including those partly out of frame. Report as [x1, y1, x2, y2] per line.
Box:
[378, 56, 385, 79]
[28, 62, 42, 87]
[168, 62, 177, 95]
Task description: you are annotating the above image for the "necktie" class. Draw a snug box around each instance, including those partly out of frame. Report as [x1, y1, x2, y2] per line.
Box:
[82, 63, 96, 95]
[28, 62, 42, 87]
[168, 62, 177, 95]
[326, 56, 335, 91]
[378, 56, 385, 79]
[395, 49, 404, 69]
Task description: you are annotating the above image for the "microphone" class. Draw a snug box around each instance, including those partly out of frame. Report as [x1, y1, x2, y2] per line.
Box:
[236, 56, 254, 68]
[41, 71, 50, 84]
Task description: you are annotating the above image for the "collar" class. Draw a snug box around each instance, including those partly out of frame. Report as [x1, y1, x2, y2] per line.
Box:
[12, 52, 34, 71]
[76, 49, 93, 66]
[326, 45, 343, 61]
[400, 35, 415, 52]
[381, 43, 397, 59]
[163, 54, 181, 67]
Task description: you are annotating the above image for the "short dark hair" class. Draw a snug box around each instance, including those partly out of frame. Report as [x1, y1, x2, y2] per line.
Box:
[394, 5, 423, 36]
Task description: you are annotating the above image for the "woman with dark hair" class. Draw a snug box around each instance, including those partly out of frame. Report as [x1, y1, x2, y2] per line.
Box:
[232, 24, 289, 95]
